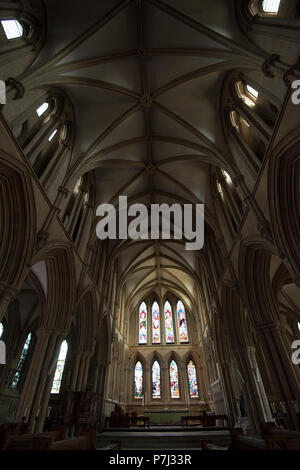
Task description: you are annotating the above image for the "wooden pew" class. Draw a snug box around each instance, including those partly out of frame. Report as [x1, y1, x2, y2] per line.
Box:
[229, 426, 300, 451]
[0, 422, 29, 450]
[228, 428, 266, 450]
[264, 435, 300, 450]
[53, 436, 91, 450]
[261, 422, 300, 450]
[2, 430, 94, 450]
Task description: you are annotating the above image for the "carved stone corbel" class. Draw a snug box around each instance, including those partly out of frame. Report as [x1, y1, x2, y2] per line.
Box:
[257, 220, 273, 243]
[36, 229, 49, 250]
[5, 77, 25, 100]
[262, 54, 280, 78]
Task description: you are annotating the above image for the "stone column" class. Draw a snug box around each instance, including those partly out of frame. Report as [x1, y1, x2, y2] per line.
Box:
[76, 353, 88, 391]
[81, 354, 92, 391]
[24, 116, 59, 163]
[256, 322, 300, 429]
[162, 366, 169, 408]
[218, 360, 238, 426]
[234, 346, 272, 433]
[35, 335, 64, 433]
[27, 332, 59, 433]
[0, 284, 18, 322]
[233, 175, 273, 242]
[15, 328, 52, 423]
[41, 141, 69, 186]
[70, 352, 82, 391]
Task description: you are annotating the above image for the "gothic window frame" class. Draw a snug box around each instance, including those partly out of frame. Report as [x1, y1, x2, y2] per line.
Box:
[10, 332, 32, 389]
[187, 359, 200, 399]
[169, 359, 180, 399]
[134, 359, 144, 399]
[234, 80, 258, 108]
[138, 301, 148, 345]
[51, 340, 68, 394]
[152, 359, 161, 399]
[1, 19, 24, 40]
[164, 300, 175, 344]
[152, 300, 161, 344]
[248, 0, 281, 16]
[177, 300, 189, 343]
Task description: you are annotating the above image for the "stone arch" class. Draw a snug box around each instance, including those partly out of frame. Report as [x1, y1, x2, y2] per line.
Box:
[74, 287, 98, 353]
[0, 152, 36, 318]
[239, 238, 300, 429]
[32, 241, 76, 332]
[268, 131, 300, 286]
[131, 351, 146, 401]
[167, 351, 184, 400]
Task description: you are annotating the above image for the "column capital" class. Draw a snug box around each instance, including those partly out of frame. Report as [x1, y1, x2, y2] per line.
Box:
[58, 186, 69, 198]
[36, 326, 65, 339]
[233, 175, 245, 186]
[262, 54, 280, 78]
[254, 320, 283, 333]
[0, 282, 19, 298]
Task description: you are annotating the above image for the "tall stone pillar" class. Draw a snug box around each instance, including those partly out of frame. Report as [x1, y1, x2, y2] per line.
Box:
[69, 352, 82, 391]
[27, 332, 60, 433]
[256, 322, 300, 429]
[234, 346, 273, 433]
[0, 284, 18, 322]
[218, 360, 238, 426]
[15, 328, 52, 423]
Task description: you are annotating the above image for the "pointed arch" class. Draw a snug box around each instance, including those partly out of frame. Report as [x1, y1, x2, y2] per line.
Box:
[134, 360, 144, 399]
[138, 301, 147, 344]
[51, 340, 68, 394]
[164, 300, 175, 344]
[177, 300, 189, 343]
[169, 359, 180, 398]
[152, 360, 161, 399]
[152, 300, 161, 344]
[11, 333, 32, 388]
[187, 359, 199, 398]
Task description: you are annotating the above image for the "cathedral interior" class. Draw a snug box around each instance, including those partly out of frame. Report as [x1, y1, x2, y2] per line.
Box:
[0, 0, 300, 452]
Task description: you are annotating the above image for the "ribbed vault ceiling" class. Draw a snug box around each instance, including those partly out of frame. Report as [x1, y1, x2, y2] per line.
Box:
[22, 0, 263, 311]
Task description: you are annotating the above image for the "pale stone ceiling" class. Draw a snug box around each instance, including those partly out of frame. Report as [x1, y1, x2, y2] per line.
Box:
[20, 0, 264, 310]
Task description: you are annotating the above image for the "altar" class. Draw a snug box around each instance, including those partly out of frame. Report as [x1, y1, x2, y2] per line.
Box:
[143, 409, 189, 425]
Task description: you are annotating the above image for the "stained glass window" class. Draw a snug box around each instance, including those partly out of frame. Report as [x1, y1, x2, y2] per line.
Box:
[164, 301, 174, 343]
[170, 360, 180, 398]
[139, 301, 147, 344]
[177, 300, 189, 343]
[51, 340, 68, 394]
[187, 360, 199, 398]
[0, 322, 3, 339]
[152, 361, 161, 398]
[152, 301, 160, 344]
[134, 361, 143, 399]
[11, 333, 31, 388]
